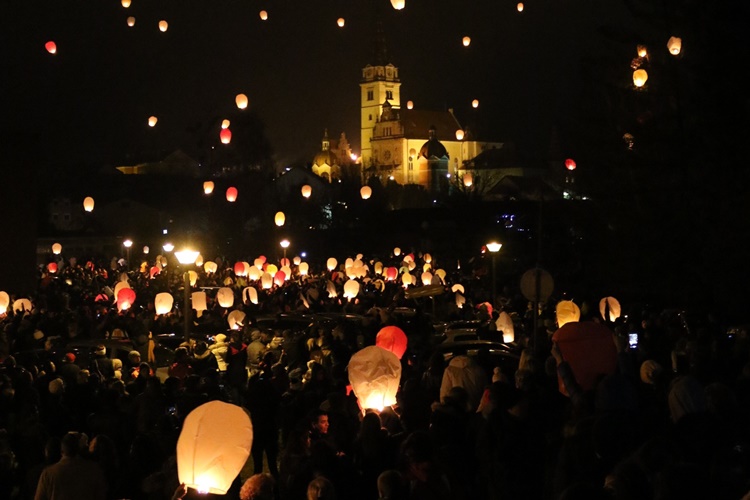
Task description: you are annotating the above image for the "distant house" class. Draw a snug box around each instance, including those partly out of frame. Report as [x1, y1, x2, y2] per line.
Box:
[311, 130, 359, 182]
[274, 165, 329, 201]
[115, 150, 201, 177]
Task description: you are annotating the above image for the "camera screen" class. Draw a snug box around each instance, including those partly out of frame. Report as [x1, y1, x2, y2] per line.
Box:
[628, 333, 638, 347]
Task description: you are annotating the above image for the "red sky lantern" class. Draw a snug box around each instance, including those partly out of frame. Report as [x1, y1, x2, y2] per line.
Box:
[45, 41, 57, 54]
[564, 158, 577, 171]
[220, 129, 232, 144]
[376, 326, 408, 359]
[385, 267, 398, 281]
[226, 187, 238, 202]
[47, 262, 58, 273]
[117, 288, 136, 312]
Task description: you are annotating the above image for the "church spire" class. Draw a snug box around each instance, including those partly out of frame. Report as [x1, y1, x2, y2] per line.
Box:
[373, 21, 389, 66]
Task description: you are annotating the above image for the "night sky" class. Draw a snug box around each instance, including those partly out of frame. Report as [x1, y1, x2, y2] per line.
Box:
[4, 0, 638, 169]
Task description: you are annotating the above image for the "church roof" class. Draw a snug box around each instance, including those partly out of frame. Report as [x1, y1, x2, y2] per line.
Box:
[398, 109, 462, 140]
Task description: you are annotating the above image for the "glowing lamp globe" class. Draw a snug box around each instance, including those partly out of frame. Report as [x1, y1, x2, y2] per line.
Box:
[462, 36, 471, 47]
[556, 300, 581, 327]
[261, 272, 273, 289]
[327, 258, 337, 271]
[472, 99, 479, 108]
[203, 181, 214, 194]
[221, 119, 230, 129]
[301, 184, 312, 198]
[242, 286, 258, 305]
[148, 116, 158, 127]
[45, 41, 57, 54]
[13, 298, 33, 314]
[158, 20, 168, 32]
[376, 326, 408, 359]
[259, 10, 268, 20]
[343, 279, 360, 300]
[633, 69, 648, 87]
[51, 243, 62, 255]
[177, 401, 253, 495]
[0, 291, 10, 315]
[486, 241, 502, 253]
[391, 0, 405, 10]
[226, 187, 238, 202]
[235, 93, 248, 110]
[455, 129, 465, 141]
[175, 249, 200, 265]
[360, 186, 372, 200]
[565, 158, 577, 171]
[406, 100, 414, 110]
[127, 16, 135, 27]
[192, 292, 207, 315]
[274, 211, 285, 226]
[228, 310, 246, 330]
[298, 262, 309, 275]
[517, 2, 524, 11]
[47, 262, 58, 274]
[220, 129, 232, 144]
[337, 17, 345, 27]
[667, 36, 682, 56]
[155, 292, 174, 315]
[216, 287, 234, 308]
[117, 288, 136, 312]
[204, 261, 218, 274]
[121, 0, 131, 7]
[248, 265, 261, 280]
[599, 296, 622, 322]
[83, 196, 95, 212]
[348, 346, 401, 412]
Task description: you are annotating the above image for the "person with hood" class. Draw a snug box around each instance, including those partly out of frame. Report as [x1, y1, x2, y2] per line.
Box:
[191, 341, 219, 377]
[209, 333, 229, 372]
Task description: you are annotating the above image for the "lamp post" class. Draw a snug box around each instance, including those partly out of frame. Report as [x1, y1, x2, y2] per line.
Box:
[175, 248, 200, 343]
[486, 241, 502, 306]
[280, 239, 290, 259]
[123, 239, 133, 267]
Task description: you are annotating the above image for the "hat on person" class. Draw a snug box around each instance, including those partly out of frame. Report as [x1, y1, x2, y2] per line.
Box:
[33, 330, 45, 341]
[215, 333, 227, 343]
[640, 360, 662, 385]
[128, 350, 141, 361]
[48, 378, 65, 395]
[64, 352, 76, 363]
[94, 345, 106, 356]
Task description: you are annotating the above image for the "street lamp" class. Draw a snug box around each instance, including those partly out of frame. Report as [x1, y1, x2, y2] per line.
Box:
[175, 248, 200, 342]
[486, 241, 502, 306]
[123, 239, 133, 267]
[163, 242, 174, 252]
[280, 239, 290, 259]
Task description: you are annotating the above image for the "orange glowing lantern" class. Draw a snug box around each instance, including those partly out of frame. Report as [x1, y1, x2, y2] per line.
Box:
[217, 287, 234, 308]
[463, 173, 473, 187]
[148, 116, 158, 127]
[517, 2, 524, 11]
[13, 298, 33, 314]
[343, 279, 360, 300]
[192, 291, 207, 316]
[177, 401, 253, 495]
[235, 93, 248, 109]
[47, 262, 57, 273]
[348, 346, 401, 412]
[496, 311, 515, 343]
[226, 187, 238, 202]
[599, 296, 622, 322]
[455, 129, 465, 140]
[127, 16, 135, 27]
[406, 100, 414, 110]
[633, 69, 648, 87]
[421, 272, 433, 285]
[234, 261, 247, 277]
[83, 196, 95, 212]
[337, 18, 345, 27]
[301, 184, 312, 198]
[326, 280, 338, 298]
[45, 41, 57, 54]
[259, 10, 268, 20]
[556, 300, 581, 328]
[393, 247, 401, 257]
[204, 261, 218, 274]
[203, 181, 214, 194]
[51, 243, 62, 255]
[376, 326, 408, 359]
[462, 36, 471, 47]
[159, 20, 168, 32]
[385, 267, 398, 281]
[121, 0, 131, 7]
[248, 266, 261, 280]
[391, 0, 405, 10]
[260, 272, 273, 289]
[220, 129, 232, 144]
[472, 99, 479, 108]
[274, 211, 285, 227]
[0, 292, 9, 315]
[298, 262, 309, 275]
[221, 119, 230, 129]
[273, 270, 286, 287]
[360, 186, 372, 200]
[117, 288, 136, 312]
[188, 270, 198, 287]
[637, 45, 648, 58]
[667, 36, 682, 56]
[451, 284, 465, 294]
[155, 292, 174, 315]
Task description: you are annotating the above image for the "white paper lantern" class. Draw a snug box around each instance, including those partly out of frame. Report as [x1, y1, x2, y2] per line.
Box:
[204, 261, 218, 274]
[261, 272, 273, 289]
[556, 300, 581, 327]
[192, 292, 207, 316]
[188, 270, 198, 287]
[326, 280, 338, 298]
[496, 311, 515, 343]
[217, 287, 234, 308]
[242, 286, 258, 305]
[667, 36, 682, 56]
[599, 296, 622, 322]
[343, 279, 360, 300]
[12, 298, 32, 314]
[114, 281, 131, 301]
[0, 291, 9, 315]
[177, 401, 253, 495]
[228, 310, 246, 330]
[348, 346, 401, 412]
[155, 292, 174, 315]
[326, 257, 338, 272]
[298, 262, 309, 276]
[83, 196, 95, 212]
[421, 272, 433, 286]
[391, 0, 405, 10]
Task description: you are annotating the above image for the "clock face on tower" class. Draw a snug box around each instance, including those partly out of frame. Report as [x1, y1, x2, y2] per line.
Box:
[384, 150, 391, 161]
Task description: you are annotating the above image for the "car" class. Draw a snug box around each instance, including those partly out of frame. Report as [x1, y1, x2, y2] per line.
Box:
[62, 337, 174, 381]
[432, 339, 520, 383]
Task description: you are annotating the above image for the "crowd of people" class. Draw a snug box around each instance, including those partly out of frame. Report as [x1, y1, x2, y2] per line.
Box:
[1, 253, 750, 499]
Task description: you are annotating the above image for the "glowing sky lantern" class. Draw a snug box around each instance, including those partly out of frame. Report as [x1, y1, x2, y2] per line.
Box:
[155, 292, 174, 315]
[343, 279, 360, 300]
[121, 0, 131, 7]
[360, 186, 372, 200]
[667, 36, 682, 55]
[472, 99, 479, 108]
[51, 243, 62, 255]
[327, 257, 337, 271]
[13, 298, 33, 314]
[393, 247, 401, 257]
[326, 280, 338, 298]
[455, 129, 465, 141]
[47, 262, 58, 274]
[228, 310, 246, 330]
[496, 311, 515, 343]
[192, 291, 207, 316]
[385, 267, 398, 281]
[451, 283, 465, 294]
[117, 288, 136, 312]
[435, 268, 446, 282]
[188, 270, 198, 287]
[220, 128, 232, 144]
[127, 16, 136, 27]
[463, 173, 473, 187]
[348, 346, 401, 412]
[280, 257, 290, 268]
[556, 300, 581, 327]
[216, 287, 234, 308]
[221, 119, 230, 129]
[234, 261, 247, 277]
[599, 296, 622, 322]
[374, 262, 383, 275]
[462, 36, 471, 47]
[248, 265, 261, 280]
[272, 212, 285, 227]
[376, 326, 408, 359]
[390, 0, 405, 11]
[177, 401, 253, 495]
[259, 10, 268, 21]
[235, 93, 248, 110]
[273, 270, 286, 287]
[337, 18, 345, 27]
[406, 100, 414, 110]
[565, 158, 577, 171]
[637, 45, 648, 58]
[253, 257, 265, 269]
[149, 266, 161, 279]
[301, 184, 312, 198]
[517, 2, 524, 12]
[226, 186, 238, 202]
[158, 20, 168, 32]
[401, 272, 413, 288]
[83, 196, 95, 212]
[421, 271, 433, 285]
[0, 291, 10, 315]
[633, 69, 648, 87]
[45, 41, 57, 54]
[242, 286, 259, 305]
[203, 181, 214, 194]
[298, 262, 309, 276]
[204, 261, 217, 274]
[148, 116, 158, 127]
[265, 263, 278, 276]
[260, 272, 273, 289]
